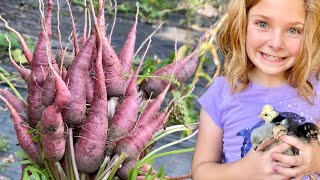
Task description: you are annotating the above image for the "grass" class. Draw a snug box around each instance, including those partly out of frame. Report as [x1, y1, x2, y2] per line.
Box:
[0, 135, 10, 152]
[0, 135, 11, 173]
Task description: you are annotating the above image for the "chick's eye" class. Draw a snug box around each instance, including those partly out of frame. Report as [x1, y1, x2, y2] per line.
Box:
[264, 114, 268, 117]
[257, 22, 268, 29]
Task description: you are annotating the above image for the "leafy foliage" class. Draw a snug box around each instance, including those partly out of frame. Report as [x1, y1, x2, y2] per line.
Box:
[0, 136, 12, 173]
[114, 0, 226, 24]
[0, 31, 35, 64]
[0, 135, 10, 152]
[134, 54, 173, 77]
[118, 0, 175, 21]
[15, 151, 51, 180]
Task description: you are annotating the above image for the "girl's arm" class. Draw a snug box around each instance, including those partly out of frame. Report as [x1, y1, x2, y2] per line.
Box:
[271, 122, 320, 178]
[192, 108, 292, 180]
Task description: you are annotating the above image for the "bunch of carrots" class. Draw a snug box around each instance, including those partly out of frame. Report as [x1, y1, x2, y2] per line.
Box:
[0, 0, 204, 179]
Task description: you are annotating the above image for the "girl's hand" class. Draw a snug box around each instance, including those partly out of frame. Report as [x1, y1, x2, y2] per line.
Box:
[242, 138, 293, 180]
[271, 135, 320, 178]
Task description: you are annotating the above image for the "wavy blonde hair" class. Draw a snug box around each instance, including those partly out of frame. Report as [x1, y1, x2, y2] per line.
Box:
[217, 0, 320, 103]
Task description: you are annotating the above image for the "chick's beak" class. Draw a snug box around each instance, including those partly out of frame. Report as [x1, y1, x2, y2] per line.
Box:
[258, 115, 263, 119]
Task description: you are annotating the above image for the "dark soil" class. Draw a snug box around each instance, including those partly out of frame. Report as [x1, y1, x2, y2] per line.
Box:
[0, 0, 220, 179]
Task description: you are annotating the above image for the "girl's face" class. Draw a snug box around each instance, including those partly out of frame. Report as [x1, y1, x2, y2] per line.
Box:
[246, 0, 306, 83]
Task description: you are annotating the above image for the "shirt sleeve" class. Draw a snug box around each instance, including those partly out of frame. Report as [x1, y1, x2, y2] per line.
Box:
[198, 77, 223, 128]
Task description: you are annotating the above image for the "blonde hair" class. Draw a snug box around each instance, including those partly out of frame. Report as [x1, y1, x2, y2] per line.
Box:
[307, 1, 320, 79]
[217, 0, 320, 103]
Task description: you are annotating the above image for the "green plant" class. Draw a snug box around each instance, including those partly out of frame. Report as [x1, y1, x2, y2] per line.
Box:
[133, 54, 173, 82]
[0, 31, 35, 64]
[15, 151, 51, 179]
[106, 0, 226, 25]
[72, 0, 225, 24]
[161, 15, 226, 136]
[0, 135, 10, 152]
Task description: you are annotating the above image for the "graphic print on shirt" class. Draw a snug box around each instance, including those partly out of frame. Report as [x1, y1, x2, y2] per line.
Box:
[237, 112, 306, 158]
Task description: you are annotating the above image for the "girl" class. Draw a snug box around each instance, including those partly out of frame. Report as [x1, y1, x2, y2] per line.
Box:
[192, 0, 320, 179]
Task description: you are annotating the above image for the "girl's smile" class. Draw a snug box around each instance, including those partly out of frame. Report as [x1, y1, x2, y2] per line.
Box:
[261, 52, 286, 62]
[259, 52, 288, 64]
[246, 0, 306, 86]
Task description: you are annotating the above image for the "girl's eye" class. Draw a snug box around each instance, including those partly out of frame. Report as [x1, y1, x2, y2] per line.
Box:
[288, 28, 300, 35]
[257, 22, 268, 29]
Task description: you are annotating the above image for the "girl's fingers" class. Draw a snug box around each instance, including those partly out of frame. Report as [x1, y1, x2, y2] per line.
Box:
[268, 141, 292, 153]
[274, 161, 292, 168]
[279, 135, 305, 150]
[256, 137, 275, 151]
[271, 152, 302, 166]
[273, 165, 303, 178]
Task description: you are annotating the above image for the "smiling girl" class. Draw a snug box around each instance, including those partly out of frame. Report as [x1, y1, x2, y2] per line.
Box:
[192, 0, 320, 179]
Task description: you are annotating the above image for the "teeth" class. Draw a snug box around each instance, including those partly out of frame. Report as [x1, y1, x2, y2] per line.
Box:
[262, 53, 283, 61]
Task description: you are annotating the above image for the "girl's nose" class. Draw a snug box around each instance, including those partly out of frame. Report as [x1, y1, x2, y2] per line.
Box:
[268, 31, 285, 50]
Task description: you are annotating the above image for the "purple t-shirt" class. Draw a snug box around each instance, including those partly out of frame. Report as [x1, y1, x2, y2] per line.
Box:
[198, 76, 320, 179]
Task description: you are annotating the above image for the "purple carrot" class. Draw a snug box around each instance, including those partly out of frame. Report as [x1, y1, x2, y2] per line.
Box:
[4, 31, 31, 82]
[0, 89, 28, 117]
[139, 37, 204, 98]
[41, 56, 66, 108]
[102, 36, 128, 97]
[74, 15, 108, 172]
[0, 95, 43, 166]
[105, 39, 152, 156]
[62, 33, 96, 127]
[27, 0, 54, 127]
[12, 64, 31, 83]
[115, 102, 169, 162]
[140, 51, 198, 98]
[118, 7, 139, 76]
[116, 160, 137, 179]
[85, 48, 97, 103]
[6, 46, 31, 82]
[39, 78, 68, 162]
[85, 73, 95, 104]
[39, 104, 65, 161]
[41, 72, 56, 108]
[135, 83, 170, 128]
[39, 18, 71, 161]
[98, 0, 126, 96]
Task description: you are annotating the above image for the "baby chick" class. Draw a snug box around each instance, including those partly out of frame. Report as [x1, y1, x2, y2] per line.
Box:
[258, 104, 280, 123]
[271, 119, 320, 155]
[251, 104, 278, 150]
[251, 104, 320, 153]
[251, 104, 296, 154]
[295, 122, 320, 142]
[251, 121, 274, 150]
